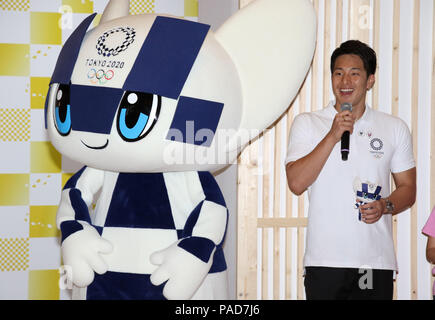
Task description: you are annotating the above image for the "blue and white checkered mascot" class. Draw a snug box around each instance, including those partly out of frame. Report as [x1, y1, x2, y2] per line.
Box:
[45, 0, 316, 299]
[353, 178, 383, 222]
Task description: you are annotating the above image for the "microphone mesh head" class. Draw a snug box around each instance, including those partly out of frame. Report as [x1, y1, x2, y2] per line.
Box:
[341, 103, 352, 112]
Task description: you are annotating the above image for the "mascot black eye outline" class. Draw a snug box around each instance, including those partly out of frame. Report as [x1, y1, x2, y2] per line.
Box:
[53, 84, 72, 136]
[116, 91, 161, 142]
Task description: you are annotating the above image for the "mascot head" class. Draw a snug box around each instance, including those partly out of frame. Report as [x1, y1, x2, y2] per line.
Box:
[45, 0, 316, 173]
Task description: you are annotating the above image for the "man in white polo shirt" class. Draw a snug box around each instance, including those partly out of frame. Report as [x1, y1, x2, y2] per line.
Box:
[285, 40, 416, 300]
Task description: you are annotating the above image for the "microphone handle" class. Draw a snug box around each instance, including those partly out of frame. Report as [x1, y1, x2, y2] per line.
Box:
[341, 131, 350, 161]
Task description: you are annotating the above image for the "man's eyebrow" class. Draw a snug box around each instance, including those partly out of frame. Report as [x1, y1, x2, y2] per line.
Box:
[333, 67, 362, 71]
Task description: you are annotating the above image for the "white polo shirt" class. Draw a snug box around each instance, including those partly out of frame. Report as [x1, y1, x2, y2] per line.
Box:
[285, 101, 415, 271]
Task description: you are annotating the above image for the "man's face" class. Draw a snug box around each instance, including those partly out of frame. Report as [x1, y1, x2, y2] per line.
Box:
[331, 54, 375, 109]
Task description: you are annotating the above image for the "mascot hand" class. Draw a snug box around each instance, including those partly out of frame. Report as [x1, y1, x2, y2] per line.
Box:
[150, 238, 215, 300]
[61, 222, 113, 287]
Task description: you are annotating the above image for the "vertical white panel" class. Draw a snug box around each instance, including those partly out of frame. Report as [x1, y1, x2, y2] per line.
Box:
[268, 129, 275, 219]
[279, 228, 286, 300]
[369, 0, 375, 46]
[277, 115, 288, 218]
[267, 227, 273, 299]
[291, 227, 298, 299]
[417, 0, 434, 300]
[395, 0, 414, 300]
[316, 0, 325, 109]
[365, 0, 375, 105]
[342, 0, 350, 41]
[258, 137, 263, 217]
[328, 0, 337, 102]
[257, 135, 263, 299]
[291, 98, 300, 219]
[257, 228, 262, 299]
[398, 0, 413, 127]
[378, 0, 394, 114]
[305, 67, 313, 114]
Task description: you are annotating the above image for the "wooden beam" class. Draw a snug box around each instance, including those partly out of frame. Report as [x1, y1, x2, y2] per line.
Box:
[336, 0, 343, 47]
[391, 0, 400, 300]
[297, 91, 307, 300]
[311, 0, 320, 111]
[273, 120, 283, 300]
[237, 139, 259, 299]
[349, 0, 371, 44]
[323, 0, 332, 107]
[258, 218, 309, 228]
[261, 129, 271, 300]
[236, 0, 258, 302]
[372, 0, 380, 110]
[285, 107, 294, 300]
[410, 0, 420, 300]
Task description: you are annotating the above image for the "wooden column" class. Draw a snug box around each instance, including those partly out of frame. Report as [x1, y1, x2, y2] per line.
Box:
[236, 0, 258, 300]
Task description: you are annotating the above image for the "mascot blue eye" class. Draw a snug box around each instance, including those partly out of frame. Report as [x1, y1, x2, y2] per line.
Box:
[54, 84, 72, 136]
[117, 91, 161, 142]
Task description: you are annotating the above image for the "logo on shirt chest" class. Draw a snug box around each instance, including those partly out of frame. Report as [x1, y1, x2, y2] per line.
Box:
[369, 137, 384, 159]
[358, 129, 385, 159]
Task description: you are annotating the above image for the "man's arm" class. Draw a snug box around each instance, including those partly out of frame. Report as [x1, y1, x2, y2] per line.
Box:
[286, 110, 355, 195]
[286, 134, 336, 195]
[360, 167, 416, 224]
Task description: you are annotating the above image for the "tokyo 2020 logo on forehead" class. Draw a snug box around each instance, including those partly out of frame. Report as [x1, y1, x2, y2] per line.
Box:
[96, 27, 136, 57]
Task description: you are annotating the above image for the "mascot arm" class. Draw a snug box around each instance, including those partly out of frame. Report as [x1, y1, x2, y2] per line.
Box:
[150, 173, 228, 300]
[56, 167, 113, 287]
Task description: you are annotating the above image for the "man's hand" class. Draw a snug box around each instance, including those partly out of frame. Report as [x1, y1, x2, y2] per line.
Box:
[328, 110, 356, 143]
[359, 199, 387, 224]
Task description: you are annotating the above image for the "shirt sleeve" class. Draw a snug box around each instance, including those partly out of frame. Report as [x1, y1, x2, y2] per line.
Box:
[422, 207, 435, 238]
[285, 113, 316, 164]
[390, 118, 415, 173]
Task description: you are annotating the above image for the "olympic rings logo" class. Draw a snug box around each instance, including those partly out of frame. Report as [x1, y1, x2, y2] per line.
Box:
[370, 138, 383, 151]
[87, 69, 115, 85]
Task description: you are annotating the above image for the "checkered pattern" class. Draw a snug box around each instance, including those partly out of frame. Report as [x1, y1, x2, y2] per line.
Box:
[0, 109, 31, 142]
[59, 169, 227, 299]
[0, 0, 198, 300]
[0, 238, 29, 271]
[130, 0, 155, 15]
[0, 0, 30, 12]
[96, 27, 136, 57]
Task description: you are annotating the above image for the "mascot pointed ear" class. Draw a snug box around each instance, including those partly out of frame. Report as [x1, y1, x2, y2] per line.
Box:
[100, 0, 130, 24]
[215, 0, 316, 149]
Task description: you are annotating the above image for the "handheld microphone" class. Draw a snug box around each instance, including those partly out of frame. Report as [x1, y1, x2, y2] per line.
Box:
[340, 103, 352, 161]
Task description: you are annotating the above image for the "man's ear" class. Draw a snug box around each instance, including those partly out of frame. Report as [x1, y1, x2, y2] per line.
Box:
[367, 74, 376, 91]
[215, 0, 316, 150]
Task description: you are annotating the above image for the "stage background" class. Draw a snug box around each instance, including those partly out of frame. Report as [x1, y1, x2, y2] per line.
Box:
[237, 0, 435, 300]
[0, 0, 202, 300]
[1, 0, 434, 301]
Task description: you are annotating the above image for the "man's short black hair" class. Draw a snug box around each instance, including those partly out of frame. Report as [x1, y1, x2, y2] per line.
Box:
[330, 40, 377, 76]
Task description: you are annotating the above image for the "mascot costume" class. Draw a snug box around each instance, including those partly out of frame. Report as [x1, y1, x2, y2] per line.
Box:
[44, 0, 316, 299]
